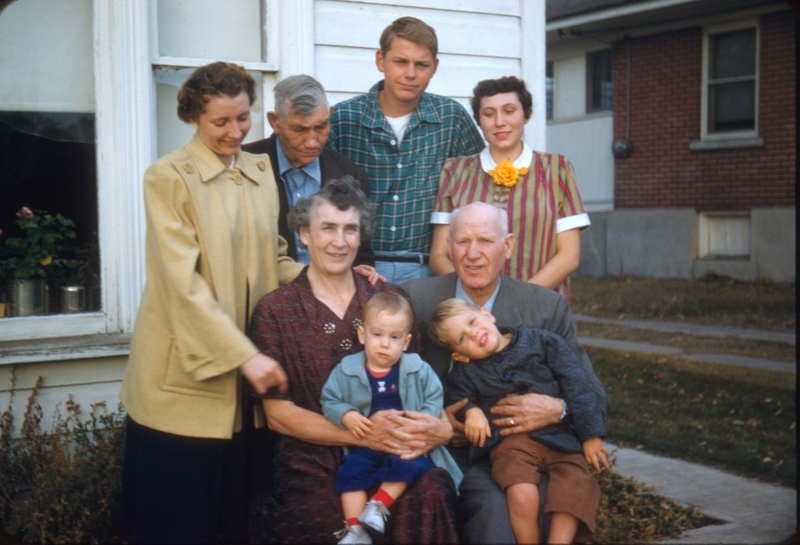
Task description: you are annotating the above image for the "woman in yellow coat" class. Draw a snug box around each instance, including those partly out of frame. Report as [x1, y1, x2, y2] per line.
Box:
[118, 62, 303, 544]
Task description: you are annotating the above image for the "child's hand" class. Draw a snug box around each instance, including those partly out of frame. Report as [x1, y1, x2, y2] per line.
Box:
[464, 407, 491, 447]
[342, 410, 373, 439]
[582, 437, 610, 473]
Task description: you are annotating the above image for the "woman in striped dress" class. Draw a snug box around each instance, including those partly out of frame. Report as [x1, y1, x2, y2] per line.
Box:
[428, 76, 589, 301]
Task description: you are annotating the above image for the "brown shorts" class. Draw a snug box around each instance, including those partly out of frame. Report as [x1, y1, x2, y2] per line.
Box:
[489, 434, 601, 541]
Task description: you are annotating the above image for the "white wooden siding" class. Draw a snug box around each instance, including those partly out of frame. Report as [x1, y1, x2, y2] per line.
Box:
[315, 0, 525, 101]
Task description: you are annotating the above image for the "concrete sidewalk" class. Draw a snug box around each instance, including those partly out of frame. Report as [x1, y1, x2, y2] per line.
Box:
[605, 443, 797, 544]
[573, 314, 796, 345]
[574, 314, 796, 373]
[578, 336, 796, 373]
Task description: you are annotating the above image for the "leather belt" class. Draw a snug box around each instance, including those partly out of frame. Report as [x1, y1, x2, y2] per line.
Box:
[376, 254, 430, 264]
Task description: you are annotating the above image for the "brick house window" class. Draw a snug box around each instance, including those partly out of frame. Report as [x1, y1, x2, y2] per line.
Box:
[587, 49, 613, 112]
[702, 22, 758, 139]
[546, 61, 554, 120]
[698, 213, 751, 258]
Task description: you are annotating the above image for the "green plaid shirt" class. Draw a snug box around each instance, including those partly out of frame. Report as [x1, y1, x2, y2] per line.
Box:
[328, 82, 484, 253]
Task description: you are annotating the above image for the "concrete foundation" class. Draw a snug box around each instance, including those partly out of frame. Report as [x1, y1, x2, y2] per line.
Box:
[576, 207, 795, 282]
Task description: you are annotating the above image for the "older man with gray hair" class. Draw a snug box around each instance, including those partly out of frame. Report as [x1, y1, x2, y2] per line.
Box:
[401, 201, 609, 543]
[243, 75, 374, 265]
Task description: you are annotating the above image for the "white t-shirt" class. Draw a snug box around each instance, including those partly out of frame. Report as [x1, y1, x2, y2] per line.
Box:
[385, 113, 412, 145]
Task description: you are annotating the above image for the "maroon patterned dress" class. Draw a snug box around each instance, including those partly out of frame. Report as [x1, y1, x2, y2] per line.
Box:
[248, 269, 458, 544]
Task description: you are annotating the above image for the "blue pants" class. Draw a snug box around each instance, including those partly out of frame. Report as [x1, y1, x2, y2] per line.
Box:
[336, 447, 434, 493]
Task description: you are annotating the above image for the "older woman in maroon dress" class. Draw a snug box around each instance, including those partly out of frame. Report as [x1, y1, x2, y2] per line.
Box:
[248, 177, 457, 544]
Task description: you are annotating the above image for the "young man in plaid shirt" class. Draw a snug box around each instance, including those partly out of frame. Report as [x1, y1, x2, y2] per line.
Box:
[327, 16, 484, 284]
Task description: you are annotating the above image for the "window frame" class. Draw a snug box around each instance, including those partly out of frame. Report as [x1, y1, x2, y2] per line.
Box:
[700, 19, 760, 141]
[1, 0, 313, 359]
[585, 48, 613, 114]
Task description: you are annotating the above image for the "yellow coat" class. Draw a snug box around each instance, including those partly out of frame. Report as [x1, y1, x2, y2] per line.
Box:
[120, 134, 303, 439]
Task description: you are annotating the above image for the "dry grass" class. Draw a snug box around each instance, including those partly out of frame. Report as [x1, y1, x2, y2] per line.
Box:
[571, 276, 796, 333]
[590, 346, 796, 487]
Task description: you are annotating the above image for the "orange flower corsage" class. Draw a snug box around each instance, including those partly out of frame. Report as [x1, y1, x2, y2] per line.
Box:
[489, 159, 528, 188]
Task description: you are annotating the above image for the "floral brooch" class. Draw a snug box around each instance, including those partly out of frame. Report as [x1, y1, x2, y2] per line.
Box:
[489, 159, 528, 188]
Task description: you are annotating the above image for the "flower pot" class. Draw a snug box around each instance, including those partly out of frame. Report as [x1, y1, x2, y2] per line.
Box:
[8, 278, 48, 317]
[60, 286, 86, 314]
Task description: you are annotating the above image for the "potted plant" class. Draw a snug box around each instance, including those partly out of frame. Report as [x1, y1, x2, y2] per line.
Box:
[1, 207, 79, 316]
[50, 235, 96, 314]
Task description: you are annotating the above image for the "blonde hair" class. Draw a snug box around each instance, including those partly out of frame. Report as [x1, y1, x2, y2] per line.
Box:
[379, 16, 438, 58]
[363, 292, 415, 332]
[428, 298, 481, 350]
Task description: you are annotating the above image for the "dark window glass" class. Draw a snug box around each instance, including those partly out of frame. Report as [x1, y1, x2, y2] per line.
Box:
[707, 28, 756, 133]
[588, 49, 613, 112]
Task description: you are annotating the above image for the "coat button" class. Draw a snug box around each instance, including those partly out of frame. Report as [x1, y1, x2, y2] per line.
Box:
[183, 163, 193, 174]
[257, 160, 266, 171]
[188, 353, 198, 360]
[234, 175, 242, 185]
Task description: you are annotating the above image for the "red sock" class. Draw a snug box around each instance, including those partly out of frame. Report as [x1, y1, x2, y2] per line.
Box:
[347, 517, 361, 527]
[371, 488, 395, 508]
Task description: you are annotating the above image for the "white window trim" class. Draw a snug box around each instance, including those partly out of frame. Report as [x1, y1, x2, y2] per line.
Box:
[0, 1, 152, 347]
[699, 19, 760, 142]
[1, 0, 315, 358]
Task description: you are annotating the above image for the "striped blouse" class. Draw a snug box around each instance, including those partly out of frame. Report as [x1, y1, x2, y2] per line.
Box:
[431, 144, 590, 300]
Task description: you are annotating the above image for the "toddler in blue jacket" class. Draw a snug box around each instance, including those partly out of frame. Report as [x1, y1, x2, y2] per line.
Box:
[321, 292, 461, 545]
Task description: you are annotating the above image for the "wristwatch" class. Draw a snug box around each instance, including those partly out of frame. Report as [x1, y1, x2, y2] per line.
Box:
[558, 398, 569, 422]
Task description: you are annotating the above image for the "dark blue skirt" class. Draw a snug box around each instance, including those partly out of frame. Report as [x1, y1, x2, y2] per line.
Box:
[118, 416, 248, 544]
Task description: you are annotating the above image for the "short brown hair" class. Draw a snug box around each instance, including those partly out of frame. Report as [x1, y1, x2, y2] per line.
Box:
[428, 298, 481, 351]
[177, 62, 256, 123]
[363, 292, 415, 333]
[470, 76, 533, 124]
[379, 16, 438, 58]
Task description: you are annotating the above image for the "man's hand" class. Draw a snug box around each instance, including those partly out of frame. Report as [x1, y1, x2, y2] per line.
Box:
[464, 407, 491, 448]
[342, 410, 374, 439]
[353, 264, 386, 285]
[240, 353, 288, 395]
[489, 393, 563, 436]
[583, 437, 610, 473]
[444, 398, 470, 447]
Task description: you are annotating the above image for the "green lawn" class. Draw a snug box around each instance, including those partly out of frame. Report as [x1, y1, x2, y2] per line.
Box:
[590, 347, 796, 487]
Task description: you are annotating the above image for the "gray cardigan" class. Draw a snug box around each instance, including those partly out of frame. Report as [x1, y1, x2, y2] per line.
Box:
[445, 327, 606, 461]
[321, 351, 463, 489]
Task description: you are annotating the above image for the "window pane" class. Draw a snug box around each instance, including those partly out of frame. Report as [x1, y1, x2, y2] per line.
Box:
[0, 1, 100, 317]
[709, 80, 755, 132]
[0, 0, 94, 112]
[546, 61, 554, 120]
[158, 0, 263, 62]
[588, 50, 613, 111]
[154, 68, 264, 159]
[710, 29, 756, 80]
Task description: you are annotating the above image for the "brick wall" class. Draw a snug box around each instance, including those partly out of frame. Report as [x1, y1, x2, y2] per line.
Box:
[613, 12, 796, 210]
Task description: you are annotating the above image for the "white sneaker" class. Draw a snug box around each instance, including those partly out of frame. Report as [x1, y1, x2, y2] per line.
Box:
[357, 499, 390, 535]
[335, 523, 372, 545]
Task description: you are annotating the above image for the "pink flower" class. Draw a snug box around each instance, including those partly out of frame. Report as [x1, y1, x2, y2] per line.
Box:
[17, 207, 34, 218]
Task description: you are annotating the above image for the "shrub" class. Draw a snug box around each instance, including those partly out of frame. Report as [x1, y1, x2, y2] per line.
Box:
[0, 370, 126, 544]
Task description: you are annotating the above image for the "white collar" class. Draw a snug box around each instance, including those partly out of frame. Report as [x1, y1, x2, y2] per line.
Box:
[480, 142, 533, 174]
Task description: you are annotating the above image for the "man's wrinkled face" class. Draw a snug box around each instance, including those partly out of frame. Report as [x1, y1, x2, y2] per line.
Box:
[448, 204, 514, 299]
[268, 105, 331, 168]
